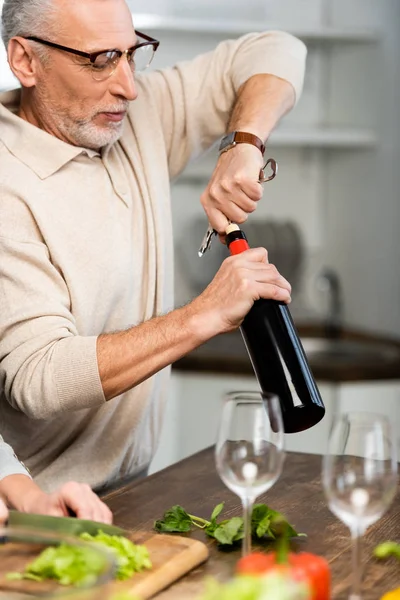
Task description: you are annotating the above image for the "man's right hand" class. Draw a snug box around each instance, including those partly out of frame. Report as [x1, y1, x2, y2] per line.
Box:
[191, 246, 291, 336]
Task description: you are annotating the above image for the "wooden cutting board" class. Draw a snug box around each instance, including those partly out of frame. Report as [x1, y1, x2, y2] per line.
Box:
[0, 531, 209, 599]
[106, 531, 209, 598]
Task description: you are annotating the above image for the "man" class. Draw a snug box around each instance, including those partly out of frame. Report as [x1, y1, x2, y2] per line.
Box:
[0, 0, 306, 492]
[0, 435, 112, 521]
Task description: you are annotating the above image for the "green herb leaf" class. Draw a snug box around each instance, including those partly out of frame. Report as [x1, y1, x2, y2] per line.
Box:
[210, 502, 225, 522]
[154, 505, 193, 533]
[259, 507, 301, 540]
[154, 502, 304, 547]
[251, 504, 272, 538]
[256, 515, 272, 538]
[204, 503, 227, 539]
[212, 517, 244, 545]
[374, 541, 400, 560]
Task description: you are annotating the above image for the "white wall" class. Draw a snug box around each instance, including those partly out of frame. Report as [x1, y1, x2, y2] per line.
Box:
[159, 0, 400, 338]
[164, 2, 398, 340]
[324, 0, 400, 338]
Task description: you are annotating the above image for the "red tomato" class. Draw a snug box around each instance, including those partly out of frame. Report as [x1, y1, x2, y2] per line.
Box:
[236, 552, 273, 575]
[236, 551, 330, 600]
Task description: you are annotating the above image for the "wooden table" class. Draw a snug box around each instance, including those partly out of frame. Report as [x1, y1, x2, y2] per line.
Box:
[102, 449, 400, 599]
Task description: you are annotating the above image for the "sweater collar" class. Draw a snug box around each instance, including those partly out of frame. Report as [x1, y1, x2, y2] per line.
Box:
[0, 88, 98, 179]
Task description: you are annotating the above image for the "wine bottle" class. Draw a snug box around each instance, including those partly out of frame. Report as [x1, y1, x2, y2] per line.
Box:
[226, 223, 325, 433]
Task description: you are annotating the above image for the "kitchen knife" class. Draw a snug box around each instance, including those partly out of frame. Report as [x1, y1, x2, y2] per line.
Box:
[7, 510, 126, 537]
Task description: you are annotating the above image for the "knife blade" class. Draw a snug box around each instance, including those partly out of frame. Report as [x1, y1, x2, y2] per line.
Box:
[7, 510, 126, 537]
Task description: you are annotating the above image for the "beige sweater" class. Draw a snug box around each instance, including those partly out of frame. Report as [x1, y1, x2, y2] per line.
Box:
[0, 31, 306, 492]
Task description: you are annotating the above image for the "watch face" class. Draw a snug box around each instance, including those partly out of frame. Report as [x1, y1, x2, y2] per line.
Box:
[219, 131, 236, 151]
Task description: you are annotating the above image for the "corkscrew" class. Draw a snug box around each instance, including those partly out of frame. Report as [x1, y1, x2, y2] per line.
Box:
[198, 158, 278, 257]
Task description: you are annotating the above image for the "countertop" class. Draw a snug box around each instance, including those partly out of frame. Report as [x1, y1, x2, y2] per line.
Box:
[172, 323, 400, 382]
[102, 447, 400, 599]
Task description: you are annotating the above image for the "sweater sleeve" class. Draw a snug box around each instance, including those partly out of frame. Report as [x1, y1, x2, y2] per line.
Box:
[0, 223, 106, 420]
[135, 30, 307, 179]
[0, 434, 31, 480]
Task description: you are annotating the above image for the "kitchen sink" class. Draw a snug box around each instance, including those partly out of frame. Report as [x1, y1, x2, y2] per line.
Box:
[301, 337, 400, 366]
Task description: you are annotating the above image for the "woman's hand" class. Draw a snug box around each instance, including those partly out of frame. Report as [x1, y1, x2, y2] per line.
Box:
[0, 498, 8, 525]
[0, 475, 113, 523]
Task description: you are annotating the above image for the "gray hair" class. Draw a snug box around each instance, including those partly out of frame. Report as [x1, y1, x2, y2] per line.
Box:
[1, 0, 58, 60]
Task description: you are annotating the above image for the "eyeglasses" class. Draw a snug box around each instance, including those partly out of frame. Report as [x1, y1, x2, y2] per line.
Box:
[24, 31, 160, 81]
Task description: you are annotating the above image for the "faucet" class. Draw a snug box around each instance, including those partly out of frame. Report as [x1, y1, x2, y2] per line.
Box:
[316, 267, 343, 339]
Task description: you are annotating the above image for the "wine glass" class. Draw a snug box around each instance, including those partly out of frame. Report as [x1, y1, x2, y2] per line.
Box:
[322, 412, 398, 599]
[215, 391, 285, 556]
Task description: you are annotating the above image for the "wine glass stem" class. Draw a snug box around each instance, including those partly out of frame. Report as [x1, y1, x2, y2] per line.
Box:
[242, 496, 253, 557]
[350, 527, 363, 599]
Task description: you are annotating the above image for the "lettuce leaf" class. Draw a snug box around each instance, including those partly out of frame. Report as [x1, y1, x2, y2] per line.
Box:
[80, 531, 152, 580]
[199, 572, 310, 600]
[7, 543, 106, 587]
[7, 530, 151, 586]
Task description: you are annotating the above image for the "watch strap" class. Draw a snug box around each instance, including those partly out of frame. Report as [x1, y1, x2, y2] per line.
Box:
[219, 131, 265, 155]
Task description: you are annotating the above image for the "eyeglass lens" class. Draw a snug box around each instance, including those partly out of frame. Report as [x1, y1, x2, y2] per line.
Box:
[91, 44, 155, 80]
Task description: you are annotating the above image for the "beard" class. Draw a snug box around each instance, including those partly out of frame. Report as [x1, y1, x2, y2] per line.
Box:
[34, 85, 129, 150]
[64, 109, 127, 149]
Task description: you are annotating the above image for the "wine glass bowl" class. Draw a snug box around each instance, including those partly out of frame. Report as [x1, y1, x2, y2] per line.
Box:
[215, 391, 285, 555]
[323, 412, 398, 531]
[322, 412, 398, 599]
[216, 437, 284, 500]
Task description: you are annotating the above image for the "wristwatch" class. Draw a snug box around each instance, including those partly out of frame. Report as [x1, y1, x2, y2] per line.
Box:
[218, 131, 265, 156]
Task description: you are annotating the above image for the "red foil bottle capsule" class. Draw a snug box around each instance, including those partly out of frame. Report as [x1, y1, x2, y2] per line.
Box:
[225, 223, 325, 433]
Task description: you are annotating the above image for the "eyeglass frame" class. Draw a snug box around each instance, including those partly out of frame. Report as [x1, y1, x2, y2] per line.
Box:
[23, 31, 160, 72]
